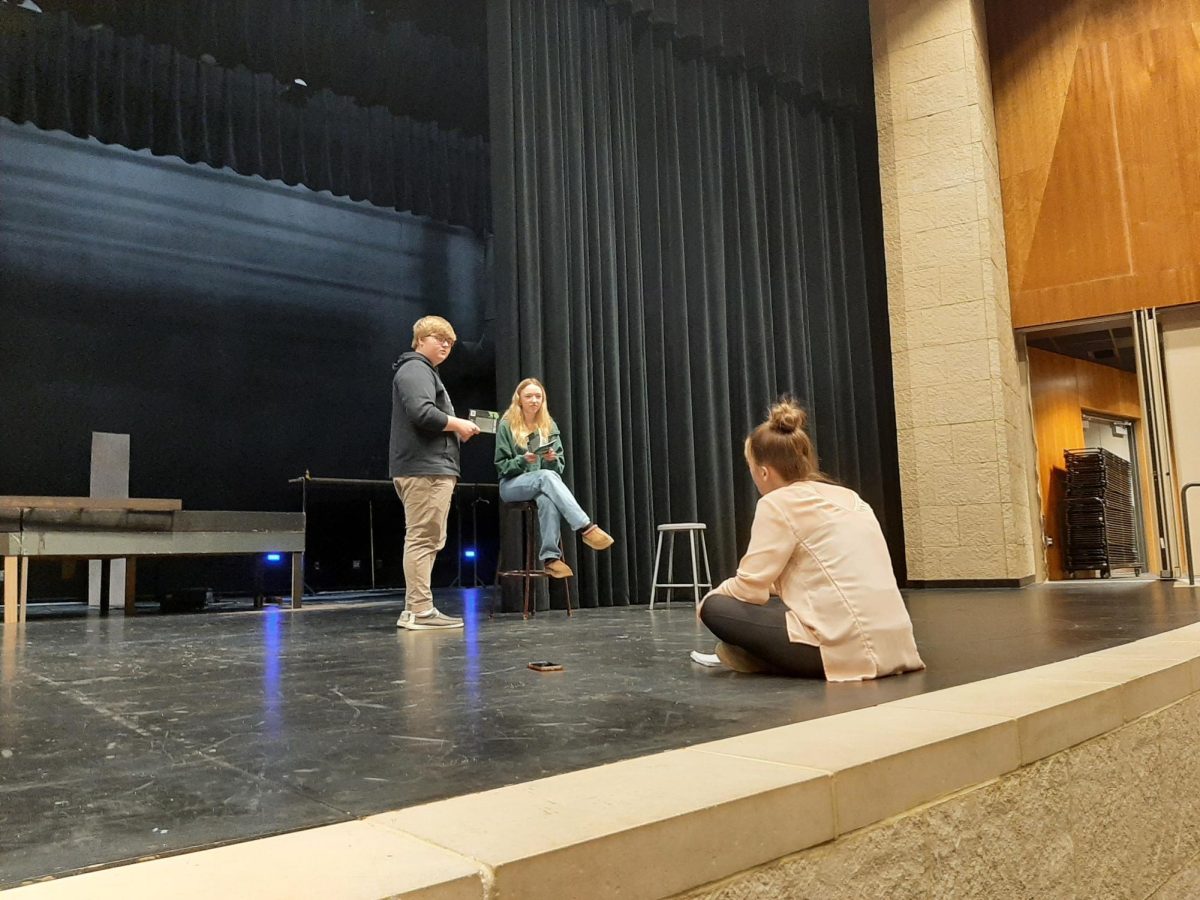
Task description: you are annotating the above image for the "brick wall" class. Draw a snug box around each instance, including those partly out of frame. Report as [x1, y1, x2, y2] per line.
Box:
[871, 0, 1038, 583]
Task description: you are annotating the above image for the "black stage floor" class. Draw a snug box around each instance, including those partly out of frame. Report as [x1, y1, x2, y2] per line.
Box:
[3, 579, 1199, 887]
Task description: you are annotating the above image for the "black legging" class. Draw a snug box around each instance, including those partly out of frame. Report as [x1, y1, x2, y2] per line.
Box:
[699, 594, 825, 678]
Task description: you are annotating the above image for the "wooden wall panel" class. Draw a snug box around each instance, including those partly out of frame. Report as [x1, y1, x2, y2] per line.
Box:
[1007, 267, 1200, 326]
[1083, 0, 1200, 44]
[1111, 25, 1200, 272]
[1027, 347, 1158, 579]
[1018, 43, 1131, 292]
[987, 0, 1089, 293]
[988, 0, 1200, 328]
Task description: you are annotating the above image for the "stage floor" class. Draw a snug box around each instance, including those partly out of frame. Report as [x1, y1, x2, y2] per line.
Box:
[3, 579, 1199, 887]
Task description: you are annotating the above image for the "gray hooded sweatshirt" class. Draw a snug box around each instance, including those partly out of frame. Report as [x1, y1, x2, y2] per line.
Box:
[389, 351, 460, 478]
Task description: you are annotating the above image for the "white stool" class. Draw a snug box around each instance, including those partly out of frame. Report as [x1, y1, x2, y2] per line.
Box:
[649, 523, 712, 608]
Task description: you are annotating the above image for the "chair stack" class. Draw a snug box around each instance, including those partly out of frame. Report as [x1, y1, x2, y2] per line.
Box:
[1063, 448, 1141, 577]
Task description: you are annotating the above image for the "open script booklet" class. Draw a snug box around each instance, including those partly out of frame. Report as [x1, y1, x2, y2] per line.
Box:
[689, 650, 722, 667]
[468, 409, 500, 433]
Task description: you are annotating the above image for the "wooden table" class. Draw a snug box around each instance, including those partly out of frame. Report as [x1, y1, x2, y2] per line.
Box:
[1, 497, 305, 624]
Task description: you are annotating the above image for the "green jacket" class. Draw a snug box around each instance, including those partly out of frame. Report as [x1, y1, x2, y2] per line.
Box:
[495, 419, 566, 480]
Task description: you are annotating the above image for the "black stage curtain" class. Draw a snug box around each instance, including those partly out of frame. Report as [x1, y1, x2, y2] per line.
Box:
[23, 0, 490, 137]
[0, 7, 491, 233]
[489, 0, 898, 607]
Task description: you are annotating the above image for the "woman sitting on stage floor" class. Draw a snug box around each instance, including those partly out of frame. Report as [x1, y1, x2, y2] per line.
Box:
[494, 378, 613, 578]
[699, 398, 924, 680]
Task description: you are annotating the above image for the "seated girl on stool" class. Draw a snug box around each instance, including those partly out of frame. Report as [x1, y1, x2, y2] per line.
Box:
[494, 378, 613, 578]
[699, 399, 924, 680]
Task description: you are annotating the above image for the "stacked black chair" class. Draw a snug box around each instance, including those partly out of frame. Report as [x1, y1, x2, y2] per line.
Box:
[1063, 448, 1141, 577]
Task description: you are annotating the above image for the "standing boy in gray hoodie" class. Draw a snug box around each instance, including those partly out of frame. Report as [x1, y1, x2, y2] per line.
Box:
[390, 315, 480, 629]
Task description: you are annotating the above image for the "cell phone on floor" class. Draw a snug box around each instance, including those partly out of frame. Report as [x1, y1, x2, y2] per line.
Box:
[528, 661, 564, 672]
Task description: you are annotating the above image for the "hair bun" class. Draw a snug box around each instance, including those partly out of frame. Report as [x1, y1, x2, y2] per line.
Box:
[768, 399, 806, 434]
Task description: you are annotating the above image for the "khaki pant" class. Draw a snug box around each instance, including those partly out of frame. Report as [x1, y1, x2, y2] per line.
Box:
[394, 475, 456, 615]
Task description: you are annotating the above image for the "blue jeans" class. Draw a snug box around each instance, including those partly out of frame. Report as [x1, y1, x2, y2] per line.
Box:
[499, 470, 590, 561]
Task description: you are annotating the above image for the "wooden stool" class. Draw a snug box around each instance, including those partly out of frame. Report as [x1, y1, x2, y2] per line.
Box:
[494, 500, 574, 619]
[648, 523, 712, 608]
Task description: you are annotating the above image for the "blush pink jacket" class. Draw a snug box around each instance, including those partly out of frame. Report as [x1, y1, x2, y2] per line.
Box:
[706, 480, 924, 682]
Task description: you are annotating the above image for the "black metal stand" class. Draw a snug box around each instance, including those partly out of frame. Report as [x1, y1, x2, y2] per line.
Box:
[288, 473, 498, 595]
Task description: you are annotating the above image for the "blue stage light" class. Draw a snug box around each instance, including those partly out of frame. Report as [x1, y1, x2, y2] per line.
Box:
[265, 553, 283, 563]
[464, 549, 477, 559]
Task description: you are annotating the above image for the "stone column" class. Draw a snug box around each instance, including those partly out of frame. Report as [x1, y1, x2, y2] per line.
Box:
[870, 0, 1037, 584]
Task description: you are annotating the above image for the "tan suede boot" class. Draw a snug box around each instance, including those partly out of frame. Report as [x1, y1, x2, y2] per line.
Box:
[581, 525, 614, 550]
[714, 642, 772, 674]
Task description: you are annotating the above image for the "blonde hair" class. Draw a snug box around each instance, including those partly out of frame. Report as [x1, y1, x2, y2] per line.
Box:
[411, 315, 457, 349]
[503, 378, 554, 447]
[744, 397, 830, 483]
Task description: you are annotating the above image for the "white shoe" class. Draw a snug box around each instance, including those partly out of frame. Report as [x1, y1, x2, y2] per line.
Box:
[396, 608, 464, 630]
[689, 650, 722, 667]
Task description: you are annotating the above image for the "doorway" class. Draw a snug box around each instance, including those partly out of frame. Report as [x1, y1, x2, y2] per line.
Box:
[1022, 314, 1160, 580]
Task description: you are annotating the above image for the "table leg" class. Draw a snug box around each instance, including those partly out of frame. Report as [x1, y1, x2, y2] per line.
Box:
[3, 557, 17, 625]
[290, 552, 303, 609]
[18, 557, 28, 623]
[2, 613, 20, 681]
[124, 558, 138, 616]
[100, 559, 112, 615]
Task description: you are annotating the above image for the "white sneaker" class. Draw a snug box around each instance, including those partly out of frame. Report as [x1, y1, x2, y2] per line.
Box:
[396, 608, 464, 630]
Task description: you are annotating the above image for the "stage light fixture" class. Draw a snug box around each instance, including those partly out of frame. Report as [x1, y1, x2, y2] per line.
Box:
[464, 549, 477, 559]
[265, 553, 283, 564]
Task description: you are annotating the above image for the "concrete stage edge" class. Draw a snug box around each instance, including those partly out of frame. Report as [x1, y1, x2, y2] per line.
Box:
[3, 579, 1200, 896]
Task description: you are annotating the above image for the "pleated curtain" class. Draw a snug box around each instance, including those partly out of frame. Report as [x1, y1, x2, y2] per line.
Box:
[489, 0, 901, 607]
[0, 7, 491, 232]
